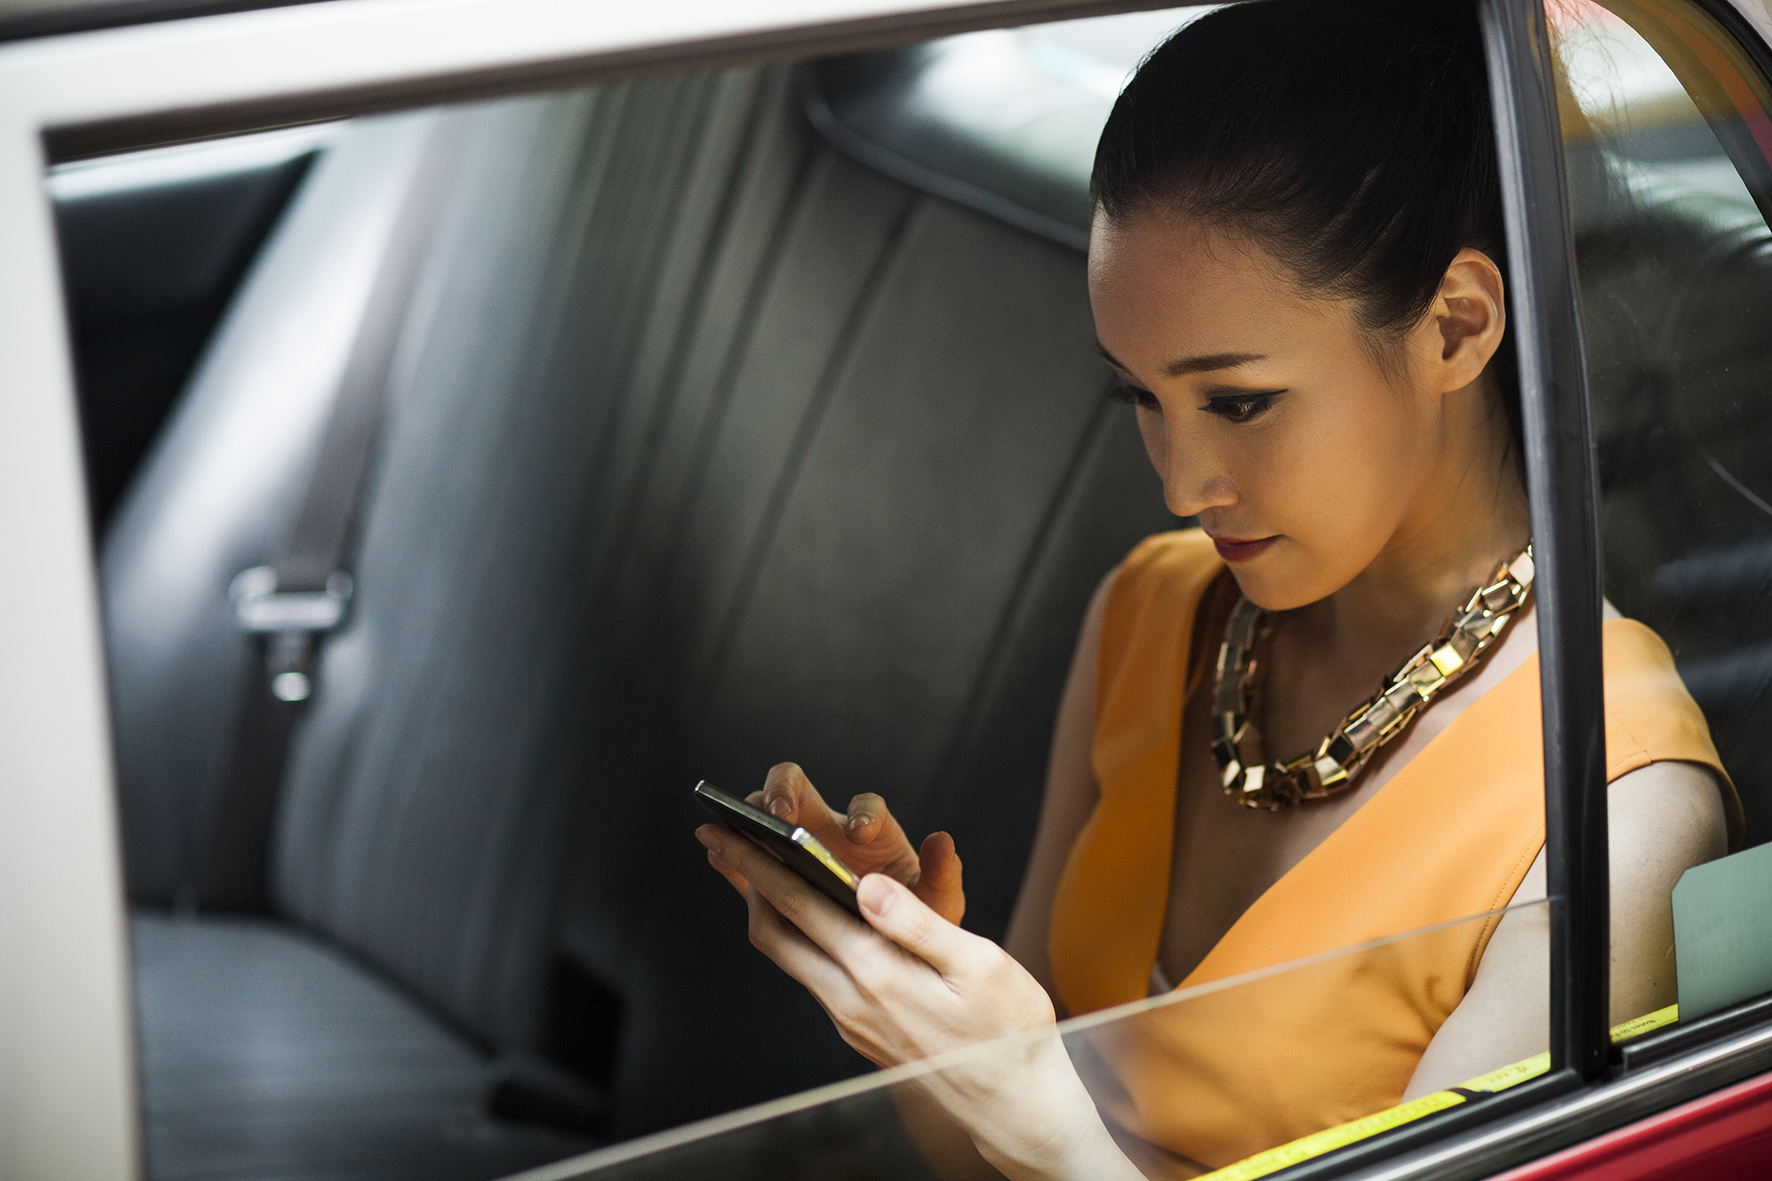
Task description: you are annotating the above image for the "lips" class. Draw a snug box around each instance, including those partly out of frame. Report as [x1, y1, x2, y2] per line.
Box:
[1211, 535, 1278, 563]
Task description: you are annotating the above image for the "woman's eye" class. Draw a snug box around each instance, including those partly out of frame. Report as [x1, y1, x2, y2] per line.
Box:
[1203, 391, 1283, 423]
[1109, 382, 1160, 410]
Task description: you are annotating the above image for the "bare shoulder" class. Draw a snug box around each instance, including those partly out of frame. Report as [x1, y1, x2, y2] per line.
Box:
[1608, 759, 1729, 1022]
[1608, 760, 1729, 891]
[1597, 595, 1727, 876]
[1408, 759, 1729, 1095]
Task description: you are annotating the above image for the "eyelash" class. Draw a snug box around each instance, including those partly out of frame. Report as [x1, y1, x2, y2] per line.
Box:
[1205, 391, 1284, 424]
[1108, 383, 1285, 424]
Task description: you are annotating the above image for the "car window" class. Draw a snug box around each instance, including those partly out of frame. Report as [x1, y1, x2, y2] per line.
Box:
[1557, 0, 1772, 1029]
[89, 17, 1190, 1180]
[1558, 0, 1772, 843]
[67, 6, 1601, 1181]
[541, 905, 1567, 1181]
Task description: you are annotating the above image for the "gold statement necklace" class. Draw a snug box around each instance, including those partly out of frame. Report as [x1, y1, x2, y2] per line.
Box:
[1213, 543, 1536, 810]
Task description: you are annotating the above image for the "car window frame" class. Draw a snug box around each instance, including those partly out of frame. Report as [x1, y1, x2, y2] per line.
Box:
[2, 0, 1770, 1177]
[1487, 0, 1614, 1092]
[0, 0, 326, 46]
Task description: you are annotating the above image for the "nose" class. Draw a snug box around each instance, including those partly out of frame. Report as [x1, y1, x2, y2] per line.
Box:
[1143, 408, 1237, 519]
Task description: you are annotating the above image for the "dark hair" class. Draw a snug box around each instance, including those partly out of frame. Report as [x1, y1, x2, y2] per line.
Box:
[1092, 0, 1521, 449]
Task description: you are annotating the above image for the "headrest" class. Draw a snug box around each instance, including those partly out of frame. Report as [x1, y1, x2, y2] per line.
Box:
[803, 13, 1198, 252]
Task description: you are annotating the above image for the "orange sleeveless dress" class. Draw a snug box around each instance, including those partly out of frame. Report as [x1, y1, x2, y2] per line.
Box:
[1047, 530, 1738, 1176]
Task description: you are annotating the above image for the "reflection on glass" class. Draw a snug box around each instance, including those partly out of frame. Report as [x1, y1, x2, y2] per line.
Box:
[537, 907, 1578, 1181]
[1556, 0, 1761, 205]
[1556, 0, 1768, 848]
[1555, 0, 1770, 1035]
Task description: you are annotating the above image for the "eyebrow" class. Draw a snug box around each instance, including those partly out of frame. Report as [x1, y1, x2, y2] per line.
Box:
[1095, 343, 1267, 378]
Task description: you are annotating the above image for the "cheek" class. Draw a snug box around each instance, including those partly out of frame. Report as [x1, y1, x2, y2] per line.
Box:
[1236, 387, 1423, 607]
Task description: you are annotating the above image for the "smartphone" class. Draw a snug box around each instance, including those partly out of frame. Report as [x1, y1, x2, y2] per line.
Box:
[694, 780, 863, 917]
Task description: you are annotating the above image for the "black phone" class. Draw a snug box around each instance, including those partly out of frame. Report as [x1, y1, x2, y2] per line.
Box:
[694, 780, 863, 917]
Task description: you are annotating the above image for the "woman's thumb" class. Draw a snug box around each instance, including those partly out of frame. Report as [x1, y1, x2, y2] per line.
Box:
[858, 873, 967, 974]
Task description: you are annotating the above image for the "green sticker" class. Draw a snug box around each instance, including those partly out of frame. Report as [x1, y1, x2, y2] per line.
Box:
[1673, 842, 1772, 1021]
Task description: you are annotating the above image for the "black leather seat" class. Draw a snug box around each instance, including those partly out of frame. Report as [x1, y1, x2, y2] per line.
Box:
[104, 59, 1173, 1179]
[106, 101, 619, 1179]
[133, 914, 587, 1181]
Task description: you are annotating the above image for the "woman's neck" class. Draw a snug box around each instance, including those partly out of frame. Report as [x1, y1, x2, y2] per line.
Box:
[1293, 379, 1531, 661]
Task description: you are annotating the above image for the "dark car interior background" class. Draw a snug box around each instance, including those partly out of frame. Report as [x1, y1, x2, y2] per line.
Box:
[51, 3, 1772, 1179]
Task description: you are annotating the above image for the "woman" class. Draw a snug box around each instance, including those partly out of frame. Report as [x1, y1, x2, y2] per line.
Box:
[695, 1, 1738, 1176]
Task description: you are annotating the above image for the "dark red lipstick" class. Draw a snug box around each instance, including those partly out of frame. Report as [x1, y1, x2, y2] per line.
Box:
[1211, 536, 1278, 563]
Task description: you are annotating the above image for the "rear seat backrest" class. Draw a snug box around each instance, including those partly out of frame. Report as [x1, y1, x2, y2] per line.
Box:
[270, 91, 620, 1050]
[103, 115, 441, 907]
[549, 75, 1173, 1131]
[271, 69, 876, 1052]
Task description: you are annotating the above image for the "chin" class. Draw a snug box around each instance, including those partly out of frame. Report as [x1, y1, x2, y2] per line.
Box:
[1228, 573, 1307, 613]
[1226, 558, 1342, 614]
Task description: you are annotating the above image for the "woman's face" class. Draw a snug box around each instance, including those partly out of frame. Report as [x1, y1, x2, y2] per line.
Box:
[1088, 209, 1455, 612]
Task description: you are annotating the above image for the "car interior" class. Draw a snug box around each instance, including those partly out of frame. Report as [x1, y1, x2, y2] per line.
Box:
[47, 0, 1772, 1178]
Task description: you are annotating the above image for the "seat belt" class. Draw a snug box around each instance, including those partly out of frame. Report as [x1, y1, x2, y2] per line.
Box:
[190, 115, 463, 912]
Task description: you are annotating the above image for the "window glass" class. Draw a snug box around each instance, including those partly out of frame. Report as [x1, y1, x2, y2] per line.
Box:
[549, 906, 1571, 1181]
[1558, 0, 1772, 845]
[1556, 0, 1772, 1022]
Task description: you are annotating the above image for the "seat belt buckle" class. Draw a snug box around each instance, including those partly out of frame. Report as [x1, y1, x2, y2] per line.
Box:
[230, 567, 354, 702]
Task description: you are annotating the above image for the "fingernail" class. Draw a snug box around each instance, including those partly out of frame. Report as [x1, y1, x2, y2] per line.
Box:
[695, 825, 721, 850]
[706, 848, 727, 869]
[859, 875, 895, 917]
[768, 797, 792, 819]
[848, 812, 871, 833]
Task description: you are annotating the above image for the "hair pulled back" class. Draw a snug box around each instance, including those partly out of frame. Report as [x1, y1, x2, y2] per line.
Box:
[1093, 0, 1519, 442]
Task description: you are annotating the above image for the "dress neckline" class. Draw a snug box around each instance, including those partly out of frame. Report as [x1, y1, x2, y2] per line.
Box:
[1157, 565, 1557, 993]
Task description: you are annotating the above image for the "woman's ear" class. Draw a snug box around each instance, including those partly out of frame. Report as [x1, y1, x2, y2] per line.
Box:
[1421, 247, 1506, 393]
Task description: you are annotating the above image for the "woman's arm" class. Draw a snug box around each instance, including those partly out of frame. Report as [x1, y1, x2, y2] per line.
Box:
[1004, 572, 1114, 1005]
[1404, 759, 1728, 1097]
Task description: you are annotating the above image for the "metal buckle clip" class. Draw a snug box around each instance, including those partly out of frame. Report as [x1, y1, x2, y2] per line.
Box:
[229, 567, 354, 702]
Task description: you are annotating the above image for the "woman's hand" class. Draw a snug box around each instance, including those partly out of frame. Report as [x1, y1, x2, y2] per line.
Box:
[695, 820, 1142, 1181]
[745, 762, 965, 924]
[701, 820, 1045, 1066]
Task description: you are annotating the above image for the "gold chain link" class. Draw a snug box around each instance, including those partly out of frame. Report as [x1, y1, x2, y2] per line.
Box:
[1212, 543, 1536, 810]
